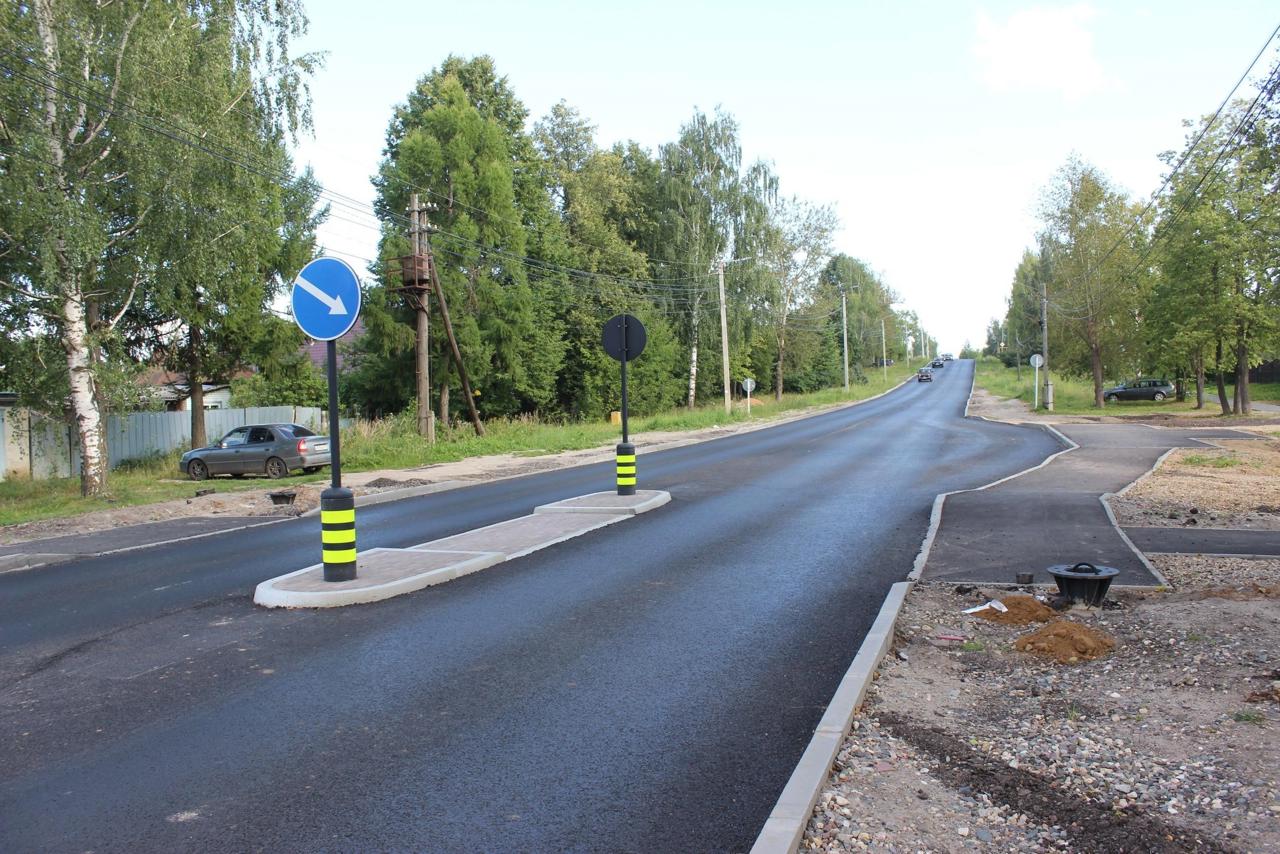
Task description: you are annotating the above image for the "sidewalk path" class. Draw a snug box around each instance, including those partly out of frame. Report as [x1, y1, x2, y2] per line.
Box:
[922, 424, 1255, 586]
[1122, 526, 1280, 556]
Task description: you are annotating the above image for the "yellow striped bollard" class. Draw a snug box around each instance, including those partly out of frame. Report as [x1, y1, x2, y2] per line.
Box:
[321, 486, 357, 581]
[616, 442, 636, 496]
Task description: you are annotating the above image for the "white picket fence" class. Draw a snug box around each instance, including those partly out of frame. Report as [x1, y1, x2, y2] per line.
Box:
[0, 406, 323, 480]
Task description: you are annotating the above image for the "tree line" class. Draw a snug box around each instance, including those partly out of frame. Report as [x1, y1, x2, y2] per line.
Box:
[986, 60, 1280, 412]
[0, 3, 932, 497]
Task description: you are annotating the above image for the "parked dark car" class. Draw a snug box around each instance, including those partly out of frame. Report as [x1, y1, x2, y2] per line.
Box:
[1103, 379, 1175, 402]
[180, 423, 330, 480]
[917, 368, 933, 382]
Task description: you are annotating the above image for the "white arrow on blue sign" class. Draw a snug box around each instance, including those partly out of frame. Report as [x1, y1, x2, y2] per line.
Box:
[291, 257, 362, 341]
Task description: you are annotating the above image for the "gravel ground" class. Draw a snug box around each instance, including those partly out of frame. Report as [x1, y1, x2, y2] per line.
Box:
[803, 567, 1280, 853]
[1110, 436, 1280, 531]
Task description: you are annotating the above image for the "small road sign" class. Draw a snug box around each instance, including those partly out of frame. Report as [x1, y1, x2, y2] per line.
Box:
[602, 314, 647, 362]
[1029, 353, 1045, 368]
[742, 377, 756, 394]
[292, 257, 362, 341]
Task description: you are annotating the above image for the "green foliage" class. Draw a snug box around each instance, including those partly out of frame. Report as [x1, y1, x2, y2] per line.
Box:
[0, 0, 319, 490]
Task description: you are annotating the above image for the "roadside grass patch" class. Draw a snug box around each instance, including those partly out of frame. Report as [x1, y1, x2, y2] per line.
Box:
[1181, 453, 1244, 469]
[972, 357, 1273, 417]
[0, 450, 324, 528]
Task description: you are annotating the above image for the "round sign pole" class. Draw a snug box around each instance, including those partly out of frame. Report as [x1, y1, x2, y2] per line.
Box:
[1030, 353, 1044, 410]
[292, 257, 362, 583]
[602, 314, 646, 496]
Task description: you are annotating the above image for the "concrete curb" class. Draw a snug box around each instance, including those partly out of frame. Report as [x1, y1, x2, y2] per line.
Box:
[253, 548, 505, 608]
[254, 490, 670, 608]
[909, 423, 1078, 582]
[750, 581, 913, 854]
[534, 491, 671, 516]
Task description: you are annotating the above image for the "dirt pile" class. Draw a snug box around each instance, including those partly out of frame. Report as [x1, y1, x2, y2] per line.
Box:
[1014, 620, 1115, 663]
[973, 594, 1057, 625]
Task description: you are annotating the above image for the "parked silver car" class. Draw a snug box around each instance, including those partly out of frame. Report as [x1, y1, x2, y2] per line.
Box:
[180, 423, 330, 480]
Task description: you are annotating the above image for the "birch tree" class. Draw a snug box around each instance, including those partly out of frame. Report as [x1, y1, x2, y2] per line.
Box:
[0, 0, 313, 494]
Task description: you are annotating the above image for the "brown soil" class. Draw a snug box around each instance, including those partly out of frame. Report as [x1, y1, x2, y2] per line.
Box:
[1014, 620, 1116, 663]
[1177, 585, 1280, 601]
[875, 712, 1233, 854]
[975, 594, 1057, 625]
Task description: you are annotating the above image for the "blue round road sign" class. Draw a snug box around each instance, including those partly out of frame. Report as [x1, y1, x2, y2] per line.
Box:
[291, 257, 362, 341]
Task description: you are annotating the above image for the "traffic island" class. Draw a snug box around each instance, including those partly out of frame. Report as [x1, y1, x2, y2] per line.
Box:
[253, 490, 670, 608]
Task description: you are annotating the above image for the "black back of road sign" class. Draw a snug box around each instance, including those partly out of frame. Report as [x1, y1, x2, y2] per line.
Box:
[602, 314, 647, 362]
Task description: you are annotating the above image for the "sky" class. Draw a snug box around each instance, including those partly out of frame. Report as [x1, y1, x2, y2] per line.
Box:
[292, 1, 1279, 354]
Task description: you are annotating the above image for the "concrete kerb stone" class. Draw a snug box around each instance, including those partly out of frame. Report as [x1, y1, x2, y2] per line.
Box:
[0, 553, 75, 575]
[255, 490, 671, 608]
[253, 548, 505, 608]
[534, 490, 670, 516]
[750, 581, 913, 854]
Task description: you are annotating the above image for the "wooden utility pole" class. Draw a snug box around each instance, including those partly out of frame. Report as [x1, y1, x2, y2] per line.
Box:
[841, 290, 849, 391]
[881, 317, 888, 384]
[420, 218, 485, 437]
[408, 194, 435, 442]
[717, 259, 730, 415]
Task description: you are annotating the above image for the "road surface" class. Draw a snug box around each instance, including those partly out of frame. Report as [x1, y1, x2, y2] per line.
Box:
[0, 361, 1059, 852]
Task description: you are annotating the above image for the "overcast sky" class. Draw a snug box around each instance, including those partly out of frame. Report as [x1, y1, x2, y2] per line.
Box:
[292, 1, 1278, 353]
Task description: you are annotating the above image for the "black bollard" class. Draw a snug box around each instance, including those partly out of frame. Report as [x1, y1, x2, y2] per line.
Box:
[321, 486, 357, 581]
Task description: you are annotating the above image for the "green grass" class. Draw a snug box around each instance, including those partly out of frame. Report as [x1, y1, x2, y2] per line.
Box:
[1181, 453, 1244, 469]
[972, 357, 1271, 417]
[1232, 709, 1265, 724]
[1251, 382, 1280, 403]
[1, 363, 917, 527]
[0, 452, 331, 527]
[960, 639, 987, 652]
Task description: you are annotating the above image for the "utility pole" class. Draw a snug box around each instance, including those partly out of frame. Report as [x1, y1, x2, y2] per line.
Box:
[1041, 279, 1053, 411]
[841, 290, 849, 392]
[717, 259, 730, 416]
[408, 194, 435, 442]
[880, 316, 888, 384]
[416, 205, 486, 437]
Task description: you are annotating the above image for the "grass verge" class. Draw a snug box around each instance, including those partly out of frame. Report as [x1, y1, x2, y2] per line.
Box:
[0, 364, 916, 527]
[973, 357, 1277, 417]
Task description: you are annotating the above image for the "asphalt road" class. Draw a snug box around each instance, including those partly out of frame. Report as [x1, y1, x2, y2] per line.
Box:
[0, 361, 1059, 853]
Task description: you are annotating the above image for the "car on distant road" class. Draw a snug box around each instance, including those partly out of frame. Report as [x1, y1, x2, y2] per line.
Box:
[931, 359, 945, 369]
[1103, 379, 1175, 403]
[917, 368, 933, 382]
[180, 423, 330, 481]
[942, 354, 954, 361]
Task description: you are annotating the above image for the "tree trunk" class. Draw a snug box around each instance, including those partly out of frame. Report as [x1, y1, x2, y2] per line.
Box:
[1193, 353, 1205, 410]
[1234, 327, 1250, 415]
[189, 325, 206, 449]
[439, 360, 450, 428]
[686, 292, 701, 408]
[38, 0, 107, 496]
[775, 332, 786, 403]
[1214, 339, 1231, 416]
[1090, 338, 1104, 409]
[63, 283, 107, 496]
